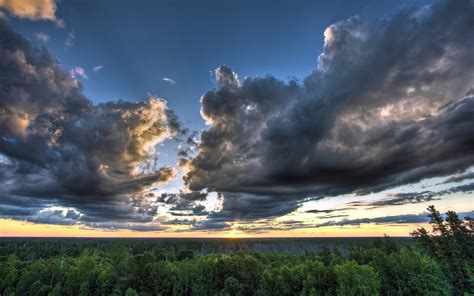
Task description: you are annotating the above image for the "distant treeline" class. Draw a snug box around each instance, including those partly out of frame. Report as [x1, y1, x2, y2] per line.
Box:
[0, 237, 412, 259]
[0, 206, 472, 296]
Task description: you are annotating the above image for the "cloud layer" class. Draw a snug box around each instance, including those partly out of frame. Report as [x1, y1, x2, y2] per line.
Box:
[315, 210, 474, 228]
[0, 0, 57, 21]
[183, 0, 474, 223]
[0, 20, 181, 229]
[1, 0, 473, 232]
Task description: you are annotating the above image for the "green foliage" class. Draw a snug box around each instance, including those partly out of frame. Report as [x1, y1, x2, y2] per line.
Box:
[334, 261, 380, 296]
[0, 254, 18, 293]
[390, 248, 450, 295]
[350, 245, 451, 295]
[125, 287, 139, 296]
[0, 207, 471, 295]
[411, 206, 474, 295]
[221, 276, 243, 296]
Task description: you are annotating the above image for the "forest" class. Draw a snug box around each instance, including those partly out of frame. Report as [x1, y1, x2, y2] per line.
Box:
[0, 206, 472, 296]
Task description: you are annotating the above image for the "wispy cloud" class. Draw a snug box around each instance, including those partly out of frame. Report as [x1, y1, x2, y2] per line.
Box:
[34, 32, 50, 42]
[315, 211, 474, 228]
[65, 32, 74, 48]
[162, 77, 176, 85]
[70, 67, 88, 80]
[93, 65, 103, 73]
[55, 18, 65, 28]
[349, 183, 474, 209]
[441, 171, 474, 184]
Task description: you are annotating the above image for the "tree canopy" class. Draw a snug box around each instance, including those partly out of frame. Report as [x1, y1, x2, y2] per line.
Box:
[0, 206, 472, 295]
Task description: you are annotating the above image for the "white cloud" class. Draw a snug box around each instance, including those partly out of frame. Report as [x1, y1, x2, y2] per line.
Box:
[0, 0, 57, 21]
[93, 65, 103, 73]
[55, 18, 65, 28]
[65, 32, 74, 48]
[34, 32, 50, 42]
[70, 67, 88, 80]
[162, 77, 176, 85]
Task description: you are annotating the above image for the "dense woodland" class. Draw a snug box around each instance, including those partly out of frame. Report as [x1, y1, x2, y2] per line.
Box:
[0, 206, 472, 296]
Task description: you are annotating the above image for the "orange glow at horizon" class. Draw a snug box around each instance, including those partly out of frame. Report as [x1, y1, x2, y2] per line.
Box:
[0, 218, 427, 238]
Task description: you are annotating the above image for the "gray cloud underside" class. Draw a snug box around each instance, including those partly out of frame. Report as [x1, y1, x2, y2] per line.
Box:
[189, 181, 474, 232]
[181, 0, 474, 224]
[0, 195, 166, 231]
[315, 211, 474, 228]
[185, 209, 474, 233]
[441, 171, 474, 184]
[305, 208, 353, 214]
[350, 182, 474, 208]
[0, 19, 183, 230]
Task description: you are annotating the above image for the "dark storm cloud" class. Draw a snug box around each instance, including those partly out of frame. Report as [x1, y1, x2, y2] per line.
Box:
[184, 0, 474, 222]
[177, 131, 199, 157]
[168, 204, 208, 217]
[191, 220, 231, 231]
[161, 218, 195, 226]
[192, 205, 209, 216]
[0, 205, 37, 217]
[156, 191, 209, 217]
[0, 194, 167, 231]
[449, 183, 474, 194]
[158, 191, 208, 204]
[0, 194, 52, 218]
[2, 0, 474, 232]
[0, 20, 182, 229]
[206, 193, 300, 222]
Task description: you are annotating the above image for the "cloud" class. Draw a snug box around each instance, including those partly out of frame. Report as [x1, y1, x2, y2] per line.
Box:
[70, 66, 88, 79]
[305, 208, 352, 214]
[162, 77, 175, 85]
[315, 210, 474, 228]
[0, 0, 57, 21]
[206, 193, 300, 222]
[2, 0, 474, 232]
[34, 32, 50, 42]
[357, 191, 439, 208]
[316, 214, 430, 228]
[157, 190, 209, 218]
[0, 20, 183, 230]
[192, 205, 209, 216]
[158, 191, 208, 204]
[55, 18, 65, 28]
[192, 220, 231, 231]
[352, 182, 474, 208]
[65, 32, 74, 47]
[0, 194, 168, 231]
[441, 171, 474, 184]
[232, 220, 316, 234]
[93, 65, 103, 73]
[183, 0, 474, 223]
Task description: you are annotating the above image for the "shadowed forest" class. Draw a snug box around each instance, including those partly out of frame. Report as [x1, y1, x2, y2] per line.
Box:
[0, 206, 473, 296]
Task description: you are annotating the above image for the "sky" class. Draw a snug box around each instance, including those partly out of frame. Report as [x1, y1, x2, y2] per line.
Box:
[0, 0, 472, 237]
